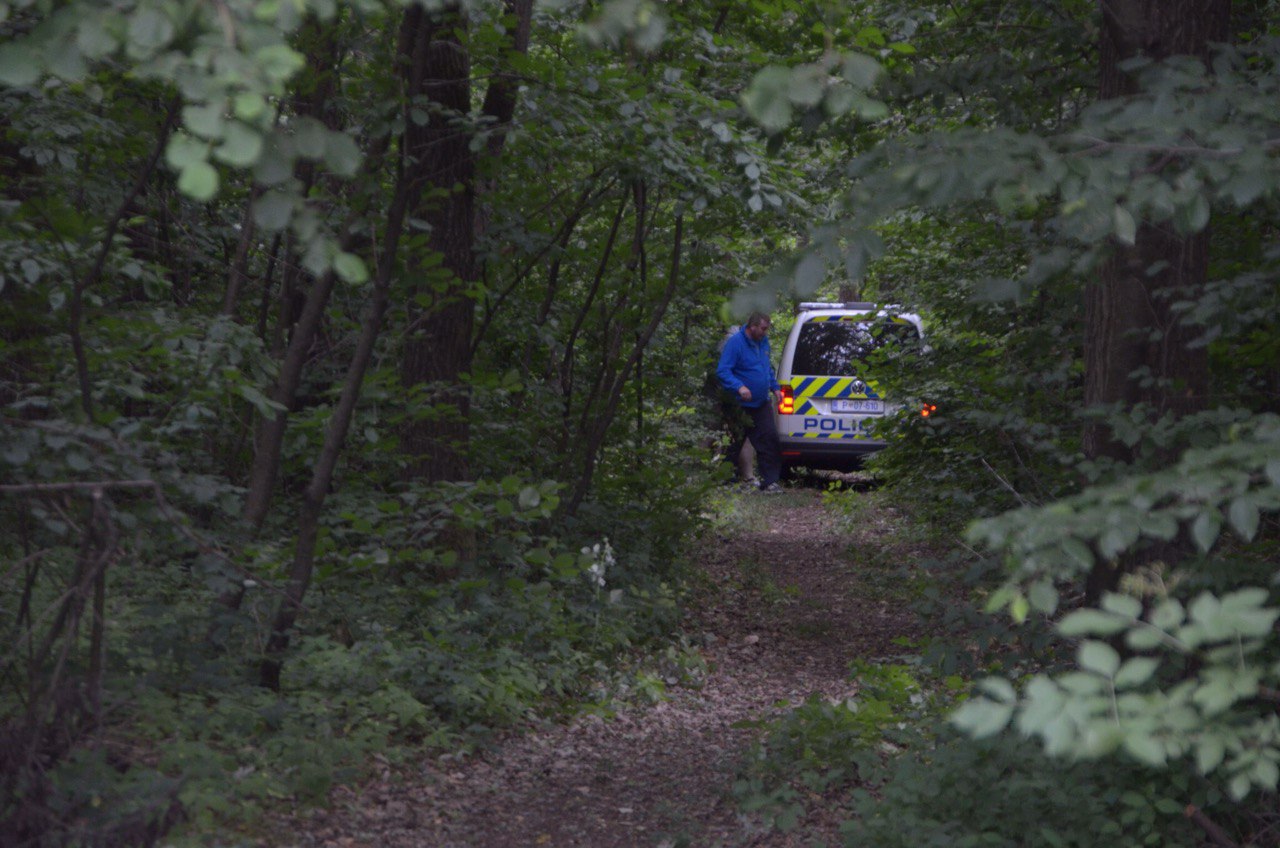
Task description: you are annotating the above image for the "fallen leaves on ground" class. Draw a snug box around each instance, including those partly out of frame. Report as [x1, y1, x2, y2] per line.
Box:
[259, 485, 932, 848]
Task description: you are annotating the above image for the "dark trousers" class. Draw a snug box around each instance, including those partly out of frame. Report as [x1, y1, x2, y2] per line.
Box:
[745, 403, 782, 487]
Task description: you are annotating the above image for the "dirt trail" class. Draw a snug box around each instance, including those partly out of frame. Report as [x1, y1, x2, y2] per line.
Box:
[273, 487, 923, 848]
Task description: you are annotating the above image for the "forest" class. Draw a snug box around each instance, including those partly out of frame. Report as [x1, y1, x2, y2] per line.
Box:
[2, 0, 1280, 844]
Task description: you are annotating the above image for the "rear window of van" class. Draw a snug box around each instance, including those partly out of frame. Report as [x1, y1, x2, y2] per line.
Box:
[791, 319, 918, 376]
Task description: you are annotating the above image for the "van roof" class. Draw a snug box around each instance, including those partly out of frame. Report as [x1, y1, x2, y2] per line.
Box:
[795, 302, 918, 318]
[796, 301, 879, 312]
[792, 303, 924, 335]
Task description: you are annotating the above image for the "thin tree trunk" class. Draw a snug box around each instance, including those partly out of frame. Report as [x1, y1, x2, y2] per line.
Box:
[221, 195, 259, 317]
[259, 161, 413, 688]
[241, 252, 348, 529]
[256, 234, 283, 341]
[258, 270, 391, 689]
[565, 214, 683, 515]
[558, 193, 629, 451]
[238, 19, 352, 528]
[68, 98, 180, 422]
[474, 172, 610, 357]
[573, 182, 652, 446]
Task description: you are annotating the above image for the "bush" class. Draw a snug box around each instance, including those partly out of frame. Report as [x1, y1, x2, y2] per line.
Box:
[845, 728, 1202, 848]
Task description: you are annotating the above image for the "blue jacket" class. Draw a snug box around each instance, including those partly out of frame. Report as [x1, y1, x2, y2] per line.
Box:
[716, 326, 780, 409]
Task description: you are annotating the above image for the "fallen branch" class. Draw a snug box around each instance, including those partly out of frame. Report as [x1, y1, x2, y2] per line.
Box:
[0, 480, 157, 494]
[0, 478, 275, 594]
[1185, 805, 1240, 848]
[980, 458, 1032, 506]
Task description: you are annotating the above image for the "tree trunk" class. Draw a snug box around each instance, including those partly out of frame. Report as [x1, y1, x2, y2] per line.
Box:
[258, 269, 392, 689]
[241, 257, 345, 529]
[398, 0, 531, 483]
[1084, 0, 1228, 598]
[69, 99, 180, 423]
[239, 22, 352, 529]
[564, 214, 683, 515]
[221, 196, 258, 317]
[258, 158, 414, 688]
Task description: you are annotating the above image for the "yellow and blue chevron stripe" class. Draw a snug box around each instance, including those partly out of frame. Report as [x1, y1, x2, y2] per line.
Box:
[788, 376, 880, 415]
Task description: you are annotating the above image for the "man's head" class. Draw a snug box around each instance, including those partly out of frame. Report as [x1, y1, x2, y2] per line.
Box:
[744, 312, 771, 341]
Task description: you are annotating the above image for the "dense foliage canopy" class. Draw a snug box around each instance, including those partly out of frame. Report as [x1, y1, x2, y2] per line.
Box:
[3, 0, 1280, 844]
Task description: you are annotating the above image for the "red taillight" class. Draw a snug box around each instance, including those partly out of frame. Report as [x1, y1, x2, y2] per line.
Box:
[921, 403, 938, 418]
[777, 385, 794, 415]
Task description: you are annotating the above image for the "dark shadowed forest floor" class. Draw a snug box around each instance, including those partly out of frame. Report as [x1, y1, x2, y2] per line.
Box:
[257, 481, 932, 847]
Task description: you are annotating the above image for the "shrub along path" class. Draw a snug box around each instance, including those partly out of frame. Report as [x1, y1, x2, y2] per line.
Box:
[266, 484, 927, 847]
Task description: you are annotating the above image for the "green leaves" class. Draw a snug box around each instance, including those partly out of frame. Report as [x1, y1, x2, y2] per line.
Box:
[1058, 608, 1129, 637]
[951, 694, 1013, 739]
[742, 52, 885, 135]
[165, 133, 208, 171]
[126, 6, 175, 58]
[580, 0, 667, 53]
[332, 252, 368, 285]
[252, 190, 296, 231]
[323, 132, 361, 178]
[75, 15, 120, 60]
[254, 44, 306, 84]
[970, 413, 1280, 590]
[1113, 657, 1159, 690]
[741, 67, 793, 135]
[1112, 205, 1136, 245]
[0, 43, 41, 86]
[1190, 508, 1221, 552]
[177, 161, 219, 201]
[1227, 496, 1260, 541]
[1056, 589, 1278, 653]
[182, 102, 227, 141]
[792, 252, 825, 294]
[1077, 641, 1119, 677]
[213, 122, 264, 168]
[955, 586, 1280, 796]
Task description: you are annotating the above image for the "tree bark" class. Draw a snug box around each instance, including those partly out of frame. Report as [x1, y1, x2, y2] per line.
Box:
[1084, 0, 1228, 598]
[398, 0, 532, 483]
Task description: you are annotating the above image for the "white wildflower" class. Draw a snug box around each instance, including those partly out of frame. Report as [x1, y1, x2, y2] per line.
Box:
[583, 537, 615, 589]
[587, 561, 606, 588]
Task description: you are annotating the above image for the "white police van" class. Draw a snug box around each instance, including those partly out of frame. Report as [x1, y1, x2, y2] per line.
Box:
[774, 301, 925, 472]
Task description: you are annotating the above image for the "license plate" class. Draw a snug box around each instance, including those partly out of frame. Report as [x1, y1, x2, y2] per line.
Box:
[832, 399, 884, 414]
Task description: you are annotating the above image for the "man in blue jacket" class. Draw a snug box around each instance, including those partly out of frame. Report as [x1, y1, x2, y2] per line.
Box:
[716, 311, 784, 493]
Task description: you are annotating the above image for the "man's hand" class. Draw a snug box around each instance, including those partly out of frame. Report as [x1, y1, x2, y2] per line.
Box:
[738, 385, 752, 402]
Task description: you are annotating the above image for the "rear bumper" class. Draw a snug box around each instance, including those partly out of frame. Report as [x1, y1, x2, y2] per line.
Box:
[777, 438, 886, 470]
[775, 412, 887, 470]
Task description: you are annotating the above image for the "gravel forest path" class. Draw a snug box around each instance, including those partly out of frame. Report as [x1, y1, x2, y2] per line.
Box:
[271, 484, 928, 848]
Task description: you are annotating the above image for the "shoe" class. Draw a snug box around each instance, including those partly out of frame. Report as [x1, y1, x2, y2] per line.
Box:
[759, 483, 785, 494]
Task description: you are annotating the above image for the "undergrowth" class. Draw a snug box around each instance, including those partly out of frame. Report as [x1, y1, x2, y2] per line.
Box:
[733, 661, 963, 834]
[730, 483, 1215, 848]
[3, 465, 709, 846]
[732, 621, 1207, 847]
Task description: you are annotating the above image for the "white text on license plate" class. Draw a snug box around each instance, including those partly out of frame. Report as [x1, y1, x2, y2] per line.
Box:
[832, 399, 884, 414]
